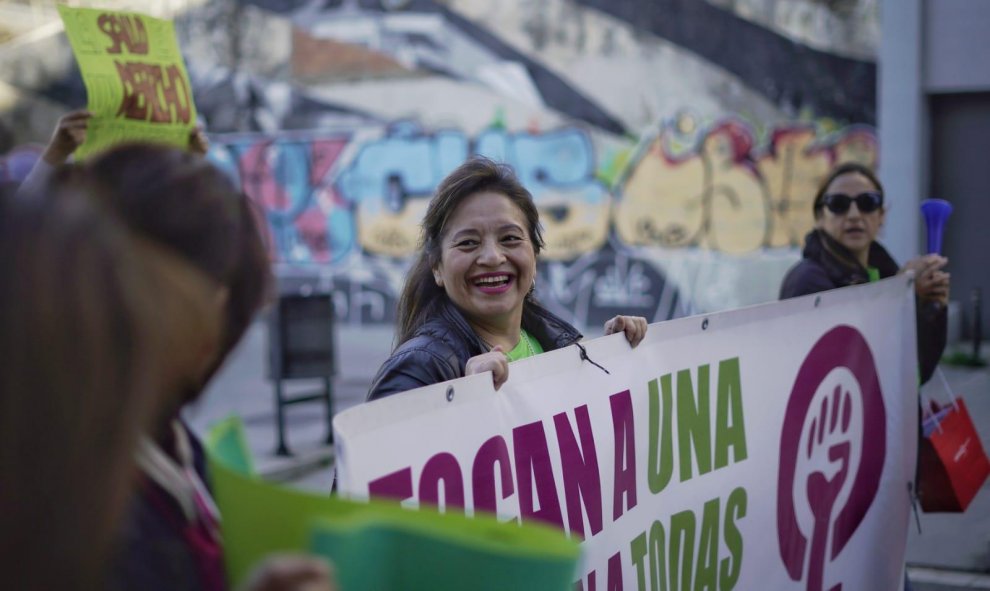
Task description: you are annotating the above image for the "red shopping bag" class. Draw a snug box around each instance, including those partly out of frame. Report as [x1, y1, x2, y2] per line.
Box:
[917, 397, 990, 512]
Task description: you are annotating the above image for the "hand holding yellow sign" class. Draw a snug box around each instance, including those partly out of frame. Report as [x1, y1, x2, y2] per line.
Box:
[57, 6, 197, 159]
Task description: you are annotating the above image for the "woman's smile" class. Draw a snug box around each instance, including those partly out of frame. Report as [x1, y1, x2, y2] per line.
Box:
[471, 272, 515, 294]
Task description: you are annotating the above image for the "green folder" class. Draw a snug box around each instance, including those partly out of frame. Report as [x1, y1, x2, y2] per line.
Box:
[205, 417, 580, 590]
[205, 415, 255, 477]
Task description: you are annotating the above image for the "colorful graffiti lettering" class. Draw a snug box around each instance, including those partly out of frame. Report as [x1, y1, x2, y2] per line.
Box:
[757, 126, 833, 248]
[614, 116, 877, 253]
[702, 119, 770, 253]
[208, 115, 875, 325]
[213, 123, 614, 263]
[476, 128, 610, 261]
[336, 122, 469, 258]
[208, 134, 353, 263]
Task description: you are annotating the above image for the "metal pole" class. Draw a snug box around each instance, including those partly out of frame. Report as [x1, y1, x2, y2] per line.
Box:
[972, 287, 982, 361]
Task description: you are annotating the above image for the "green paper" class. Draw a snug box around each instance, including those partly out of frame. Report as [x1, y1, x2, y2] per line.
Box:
[205, 415, 255, 477]
[309, 514, 579, 591]
[57, 6, 197, 159]
[205, 417, 580, 590]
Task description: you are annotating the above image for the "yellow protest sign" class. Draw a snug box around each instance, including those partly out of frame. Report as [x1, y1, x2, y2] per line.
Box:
[57, 6, 197, 159]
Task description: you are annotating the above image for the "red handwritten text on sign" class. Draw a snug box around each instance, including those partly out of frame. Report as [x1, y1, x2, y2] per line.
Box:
[114, 62, 193, 124]
[98, 13, 149, 55]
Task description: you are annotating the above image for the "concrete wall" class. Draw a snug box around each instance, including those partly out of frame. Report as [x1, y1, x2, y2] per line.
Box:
[924, 0, 990, 92]
[880, 0, 990, 339]
[930, 94, 990, 340]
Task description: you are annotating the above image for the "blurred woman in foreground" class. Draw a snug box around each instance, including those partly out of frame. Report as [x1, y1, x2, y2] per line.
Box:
[22, 133, 335, 590]
[0, 183, 221, 591]
[80, 143, 336, 591]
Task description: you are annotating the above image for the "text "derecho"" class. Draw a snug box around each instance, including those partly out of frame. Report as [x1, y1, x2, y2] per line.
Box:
[98, 13, 193, 125]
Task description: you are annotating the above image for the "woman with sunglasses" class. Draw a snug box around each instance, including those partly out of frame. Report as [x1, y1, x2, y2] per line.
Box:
[780, 162, 949, 384]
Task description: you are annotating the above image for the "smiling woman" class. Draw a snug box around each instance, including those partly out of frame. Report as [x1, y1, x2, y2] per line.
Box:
[433, 191, 537, 347]
[367, 157, 647, 400]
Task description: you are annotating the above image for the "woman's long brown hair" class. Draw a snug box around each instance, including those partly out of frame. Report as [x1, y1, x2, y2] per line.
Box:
[85, 143, 273, 407]
[0, 184, 220, 591]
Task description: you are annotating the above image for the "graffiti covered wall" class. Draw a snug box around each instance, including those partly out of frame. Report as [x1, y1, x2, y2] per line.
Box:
[197, 0, 878, 326]
[210, 114, 875, 325]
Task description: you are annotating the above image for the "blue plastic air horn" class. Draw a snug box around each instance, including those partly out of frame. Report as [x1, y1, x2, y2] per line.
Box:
[921, 198, 953, 254]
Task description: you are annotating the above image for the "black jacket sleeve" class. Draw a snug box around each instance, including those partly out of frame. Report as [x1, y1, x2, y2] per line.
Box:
[916, 300, 948, 385]
[366, 338, 462, 402]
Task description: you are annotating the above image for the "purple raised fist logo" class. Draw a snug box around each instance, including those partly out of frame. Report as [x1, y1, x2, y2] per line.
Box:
[777, 326, 886, 591]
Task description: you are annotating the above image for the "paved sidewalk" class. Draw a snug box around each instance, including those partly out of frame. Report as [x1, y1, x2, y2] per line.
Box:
[183, 321, 396, 486]
[910, 566, 990, 591]
[186, 321, 990, 586]
[907, 361, 990, 575]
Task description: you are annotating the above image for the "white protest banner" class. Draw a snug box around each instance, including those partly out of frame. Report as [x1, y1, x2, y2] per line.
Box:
[334, 276, 918, 591]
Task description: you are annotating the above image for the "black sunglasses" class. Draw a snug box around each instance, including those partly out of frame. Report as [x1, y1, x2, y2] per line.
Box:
[821, 191, 884, 214]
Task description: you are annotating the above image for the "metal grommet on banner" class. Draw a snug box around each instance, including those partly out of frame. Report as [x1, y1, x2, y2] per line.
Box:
[814, 295, 821, 308]
[446, 385, 455, 402]
[701, 318, 709, 330]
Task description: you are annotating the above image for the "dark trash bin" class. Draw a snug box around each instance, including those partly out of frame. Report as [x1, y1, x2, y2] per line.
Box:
[267, 291, 336, 456]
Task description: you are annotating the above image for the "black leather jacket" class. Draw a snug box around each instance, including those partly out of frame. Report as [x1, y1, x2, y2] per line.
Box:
[367, 297, 582, 401]
[780, 229, 947, 385]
